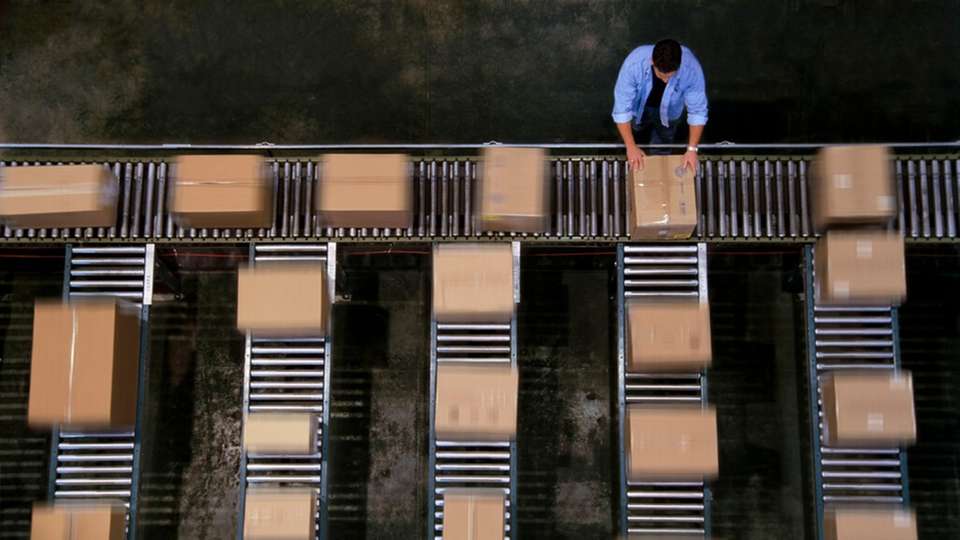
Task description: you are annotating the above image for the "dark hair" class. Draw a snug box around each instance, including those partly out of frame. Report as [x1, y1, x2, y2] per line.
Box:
[652, 39, 682, 73]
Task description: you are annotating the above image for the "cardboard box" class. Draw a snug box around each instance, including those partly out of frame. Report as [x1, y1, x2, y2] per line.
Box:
[478, 147, 550, 232]
[627, 406, 718, 481]
[435, 364, 518, 441]
[820, 371, 916, 447]
[244, 412, 317, 455]
[28, 299, 140, 428]
[627, 301, 711, 372]
[316, 153, 412, 228]
[243, 488, 318, 540]
[813, 145, 895, 231]
[171, 154, 273, 228]
[31, 503, 126, 540]
[442, 489, 505, 540]
[627, 155, 697, 239]
[237, 263, 328, 336]
[0, 164, 117, 228]
[815, 230, 906, 305]
[433, 243, 514, 323]
[824, 507, 917, 540]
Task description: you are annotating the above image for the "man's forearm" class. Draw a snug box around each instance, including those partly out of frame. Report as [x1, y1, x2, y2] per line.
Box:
[616, 122, 636, 149]
[688, 124, 704, 148]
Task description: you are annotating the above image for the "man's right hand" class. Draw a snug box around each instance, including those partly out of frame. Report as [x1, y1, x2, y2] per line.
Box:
[627, 145, 646, 171]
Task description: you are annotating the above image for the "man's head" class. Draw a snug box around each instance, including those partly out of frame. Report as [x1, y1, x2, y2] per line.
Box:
[652, 39, 682, 82]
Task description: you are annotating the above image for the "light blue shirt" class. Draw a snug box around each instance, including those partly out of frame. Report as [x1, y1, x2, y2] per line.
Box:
[612, 44, 709, 128]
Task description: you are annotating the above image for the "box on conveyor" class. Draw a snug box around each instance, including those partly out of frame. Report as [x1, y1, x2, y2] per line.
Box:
[824, 507, 917, 540]
[812, 145, 896, 231]
[820, 371, 916, 447]
[244, 412, 317, 455]
[435, 363, 518, 441]
[442, 489, 505, 540]
[0, 164, 117, 228]
[171, 154, 273, 228]
[477, 147, 550, 233]
[28, 299, 140, 428]
[627, 155, 697, 239]
[815, 230, 906, 305]
[433, 243, 514, 323]
[237, 262, 328, 336]
[627, 300, 712, 372]
[243, 487, 318, 540]
[31, 503, 126, 540]
[316, 153, 413, 228]
[626, 405, 718, 481]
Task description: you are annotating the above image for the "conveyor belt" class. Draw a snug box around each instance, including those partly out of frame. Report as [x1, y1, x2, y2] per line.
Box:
[616, 244, 712, 537]
[236, 243, 335, 540]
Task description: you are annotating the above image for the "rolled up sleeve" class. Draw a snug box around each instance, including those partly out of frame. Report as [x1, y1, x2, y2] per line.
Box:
[612, 58, 638, 124]
[684, 64, 709, 126]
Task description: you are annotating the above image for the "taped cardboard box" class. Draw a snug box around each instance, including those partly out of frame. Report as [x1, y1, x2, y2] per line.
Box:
[237, 263, 328, 336]
[171, 154, 273, 228]
[442, 489, 505, 540]
[433, 243, 514, 323]
[28, 299, 140, 428]
[627, 405, 718, 481]
[627, 155, 697, 239]
[478, 147, 550, 233]
[813, 145, 895, 231]
[0, 164, 117, 228]
[316, 153, 412, 228]
[821, 371, 916, 447]
[435, 363, 518, 441]
[815, 230, 906, 305]
[31, 503, 126, 540]
[627, 300, 711, 372]
[824, 507, 917, 540]
[244, 487, 317, 540]
[244, 412, 317, 455]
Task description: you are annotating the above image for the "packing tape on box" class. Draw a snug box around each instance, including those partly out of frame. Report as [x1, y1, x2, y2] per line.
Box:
[175, 179, 266, 186]
[66, 307, 79, 423]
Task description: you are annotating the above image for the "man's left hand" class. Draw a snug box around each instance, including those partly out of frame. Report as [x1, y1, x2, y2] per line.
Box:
[682, 150, 699, 173]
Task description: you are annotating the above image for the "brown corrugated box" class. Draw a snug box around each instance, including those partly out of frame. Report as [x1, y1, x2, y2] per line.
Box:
[436, 364, 518, 441]
[0, 164, 117, 228]
[813, 145, 896, 231]
[820, 371, 916, 447]
[316, 153, 413, 228]
[824, 507, 917, 540]
[237, 263, 328, 336]
[627, 155, 697, 239]
[627, 406, 718, 481]
[433, 243, 514, 323]
[243, 487, 318, 540]
[478, 147, 550, 233]
[171, 154, 273, 228]
[815, 230, 906, 305]
[31, 503, 126, 540]
[244, 412, 317, 454]
[442, 489, 505, 540]
[28, 299, 140, 428]
[627, 301, 712, 372]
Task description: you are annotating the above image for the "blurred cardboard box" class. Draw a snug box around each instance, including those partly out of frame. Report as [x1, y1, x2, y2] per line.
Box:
[821, 371, 916, 447]
[627, 301, 711, 372]
[813, 145, 895, 231]
[237, 263, 328, 336]
[171, 154, 273, 228]
[244, 487, 317, 540]
[824, 507, 917, 540]
[244, 412, 317, 455]
[28, 299, 140, 428]
[442, 489, 505, 540]
[31, 503, 126, 540]
[478, 147, 550, 233]
[628, 155, 697, 239]
[317, 153, 412, 228]
[0, 164, 117, 228]
[815, 230, 906, 305]
[435, 363, 518, 440]
[433, 243, 514, 323]
[627, 406, 718, 481]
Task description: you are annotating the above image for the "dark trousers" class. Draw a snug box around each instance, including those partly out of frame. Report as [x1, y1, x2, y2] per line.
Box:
[634, 105, 680, 155]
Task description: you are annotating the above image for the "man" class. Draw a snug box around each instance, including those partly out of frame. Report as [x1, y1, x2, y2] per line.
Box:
[612, 39, 708, 172]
